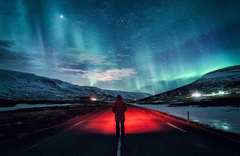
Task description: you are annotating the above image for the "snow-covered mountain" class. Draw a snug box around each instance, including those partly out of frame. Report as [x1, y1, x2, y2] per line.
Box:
[138, 65, 240, 103]
[0, 69, 151, 104]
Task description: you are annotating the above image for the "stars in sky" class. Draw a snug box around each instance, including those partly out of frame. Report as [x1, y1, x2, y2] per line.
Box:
[0, 0, 240, 94]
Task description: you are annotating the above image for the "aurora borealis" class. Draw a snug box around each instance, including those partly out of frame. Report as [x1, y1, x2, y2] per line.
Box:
[0, 0, 240, 95]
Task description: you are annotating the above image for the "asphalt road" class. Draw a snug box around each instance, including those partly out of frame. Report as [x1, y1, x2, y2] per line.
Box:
[1, 104, 240, 156]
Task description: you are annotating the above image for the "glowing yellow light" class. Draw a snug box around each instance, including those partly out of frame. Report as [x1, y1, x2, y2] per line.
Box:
[91, 98, 97, 101]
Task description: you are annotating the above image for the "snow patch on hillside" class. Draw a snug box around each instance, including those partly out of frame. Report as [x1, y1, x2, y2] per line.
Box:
[0, 69, 151, 103]
[139, 65, 240, 103]
[201, 66, 240, 79]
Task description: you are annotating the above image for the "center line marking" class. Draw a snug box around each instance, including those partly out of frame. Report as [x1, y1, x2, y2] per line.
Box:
[117, 138, 121, 156]
[167, 123, 187, 133]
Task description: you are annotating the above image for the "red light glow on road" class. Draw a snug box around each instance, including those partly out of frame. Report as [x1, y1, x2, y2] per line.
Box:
[73, 105, 166, 135]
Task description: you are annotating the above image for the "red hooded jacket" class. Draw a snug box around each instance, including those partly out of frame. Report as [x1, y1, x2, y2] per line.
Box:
[112, 98, 127, 122]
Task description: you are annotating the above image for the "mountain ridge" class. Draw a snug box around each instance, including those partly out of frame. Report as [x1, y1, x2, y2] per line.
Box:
[138, 65, 240, 103]
[0, 69, 151, 105]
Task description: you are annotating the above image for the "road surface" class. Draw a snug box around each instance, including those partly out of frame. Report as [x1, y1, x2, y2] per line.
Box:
[1, 104, 240, 156]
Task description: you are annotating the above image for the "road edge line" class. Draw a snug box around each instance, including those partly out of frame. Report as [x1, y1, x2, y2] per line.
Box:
[167, 123, 187, 133]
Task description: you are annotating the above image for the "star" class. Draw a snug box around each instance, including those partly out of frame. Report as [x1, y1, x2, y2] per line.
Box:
[0, 0, 239, 95]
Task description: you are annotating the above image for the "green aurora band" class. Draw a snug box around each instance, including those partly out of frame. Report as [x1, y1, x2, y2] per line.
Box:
[0, 0, 240, 94]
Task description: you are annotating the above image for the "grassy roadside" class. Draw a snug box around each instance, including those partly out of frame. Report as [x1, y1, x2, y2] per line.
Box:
[0, 104, 106, 143]
[0, 100, 80, 107]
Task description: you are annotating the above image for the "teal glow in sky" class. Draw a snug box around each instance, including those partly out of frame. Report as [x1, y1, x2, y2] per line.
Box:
[0, 0, 240, 94]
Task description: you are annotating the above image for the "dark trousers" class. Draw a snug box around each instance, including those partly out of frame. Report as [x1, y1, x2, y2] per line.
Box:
[116, 122, 125, 137]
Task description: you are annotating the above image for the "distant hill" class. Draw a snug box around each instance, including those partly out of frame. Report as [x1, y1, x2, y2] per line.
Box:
[0, 69, 151, 105]
[138, 65, 240, 104]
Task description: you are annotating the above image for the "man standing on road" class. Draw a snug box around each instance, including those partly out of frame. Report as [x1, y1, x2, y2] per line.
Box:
[112, 95, 127, 138]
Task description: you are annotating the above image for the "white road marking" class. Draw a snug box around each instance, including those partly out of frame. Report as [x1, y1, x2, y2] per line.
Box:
[66, 121, 84, 130]
[19, 120, 85, 153]
[72, 121, 83, 127]
[18, 137, 52, 153]
[149, 114, 156, 118]
[117, 138, 121, 156]
[167, 123, 187, 133]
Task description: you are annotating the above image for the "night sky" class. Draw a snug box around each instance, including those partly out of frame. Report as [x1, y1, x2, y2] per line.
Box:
[0, 0, 240, 94]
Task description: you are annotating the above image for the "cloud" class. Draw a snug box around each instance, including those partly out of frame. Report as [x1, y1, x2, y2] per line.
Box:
[0, 0, 21, 18]
[117, 53, 129, 57]
[77, 53, 115, 66]
[58, 61, 88, 71]
[66, 47, 80, 52]
[83, 68, 138, 81]
[116, 54, 130, 62]
[57, 67, 88, 73]
[63, 51, 115, 66]
[0, 40, 14, 48]
[63, 48, 115, 65]
[0, 40, 30, 70]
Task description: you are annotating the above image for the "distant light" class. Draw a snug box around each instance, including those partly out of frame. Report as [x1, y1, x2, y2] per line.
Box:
[219, 91, 224, 95]
[60, 15, 63, 18]
[192, 93, 201, 97]
[91, 98, 97, 101]
[222, 125, 229, 130]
